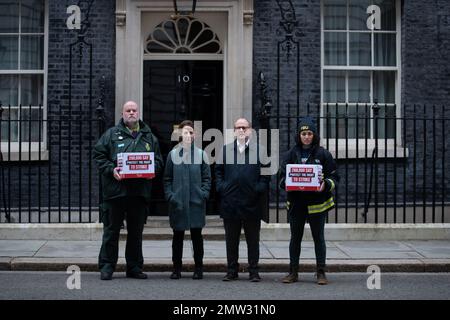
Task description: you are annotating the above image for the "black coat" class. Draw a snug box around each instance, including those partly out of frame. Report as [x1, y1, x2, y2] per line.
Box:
[215, 141, 270, 220]
[279, 144, 339, 214]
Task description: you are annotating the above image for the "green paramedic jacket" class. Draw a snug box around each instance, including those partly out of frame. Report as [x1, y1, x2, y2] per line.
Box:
[93, 119, 163, 202]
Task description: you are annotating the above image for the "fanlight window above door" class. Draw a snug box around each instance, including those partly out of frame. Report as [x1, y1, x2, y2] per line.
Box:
[144, 17, 222, 54]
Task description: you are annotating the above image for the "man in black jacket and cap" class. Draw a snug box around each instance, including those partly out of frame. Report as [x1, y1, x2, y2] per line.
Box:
[215, 118, 270, 282]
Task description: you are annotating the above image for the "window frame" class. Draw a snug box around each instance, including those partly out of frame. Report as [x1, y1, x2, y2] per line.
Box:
[320, 0, 402, 157]
[0, 0, 48, 161]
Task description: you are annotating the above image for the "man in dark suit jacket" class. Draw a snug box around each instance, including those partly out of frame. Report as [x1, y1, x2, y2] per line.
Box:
[215, 118, 270, 282]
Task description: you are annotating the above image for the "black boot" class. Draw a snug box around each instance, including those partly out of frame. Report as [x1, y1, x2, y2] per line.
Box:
[192, 266, 203, 280]
[170, 265, 182, 279]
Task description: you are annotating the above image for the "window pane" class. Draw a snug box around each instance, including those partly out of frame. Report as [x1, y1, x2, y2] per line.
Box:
[324, 104, 347, 139]
[21, 74, 43, 106]
[191, 29, 214, 50]
[350, 0, 396, 31]
[0, 1, 19, 33]
[348, 71, 370, 103]
[146, 41, 172, 53]
[346, 104, 371, 139]
[20, 35, 43, 69]
[151, 29, 175, 52]
[349, 32, 371, 65]
[192, 41, 221, 54]
[0, 35, 18, 69]
[187, 20, 203, 44]
[375, 0, 396, 31]
[356, 103, 371, 138]
[0, 74, 18, 106]
[374, 33, 396, 66]
[160, 20, 179, 46]
[323, 0, 346, 30]
[375, 105, 396, 138]
[324, 32, 346, 65]
[177, 17, 189, 44]
[20, 107, 42, 142]
[349, 0, 373, 30]
[324, 103, 371, 139]
[324, 70, 345, 102]
[0, 108, 18, 142]
[21, 0, 45, 33]
[374, 71, 395, 104]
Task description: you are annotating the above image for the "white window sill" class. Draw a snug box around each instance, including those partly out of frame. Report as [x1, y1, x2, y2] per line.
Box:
[1, 151, 49, 162]
[322, 141, 409, 159]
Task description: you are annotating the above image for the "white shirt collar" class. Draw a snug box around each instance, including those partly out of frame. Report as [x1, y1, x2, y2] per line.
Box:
[236, 139, 249, 153]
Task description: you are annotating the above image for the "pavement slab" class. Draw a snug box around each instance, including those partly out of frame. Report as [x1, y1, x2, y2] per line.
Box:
[34, 241, 101, 258]
[0, 240, 47, 253]
[0, 239, 449, 272]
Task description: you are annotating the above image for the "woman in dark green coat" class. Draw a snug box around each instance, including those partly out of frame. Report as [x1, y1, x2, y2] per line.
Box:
[164, 120, 211, 280]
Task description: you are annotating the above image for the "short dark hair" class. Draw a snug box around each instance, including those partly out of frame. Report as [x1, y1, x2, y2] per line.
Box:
[179, 120, 194, 129]
[178, 120, 194, 142]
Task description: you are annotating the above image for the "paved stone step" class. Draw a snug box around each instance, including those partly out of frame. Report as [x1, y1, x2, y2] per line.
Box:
[144, 216, 223, 228]
[120, 227, 230, 240]
[117, 216, 226, 240]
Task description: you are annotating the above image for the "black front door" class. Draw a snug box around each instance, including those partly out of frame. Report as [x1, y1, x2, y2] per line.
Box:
[143, 60, 223, 216]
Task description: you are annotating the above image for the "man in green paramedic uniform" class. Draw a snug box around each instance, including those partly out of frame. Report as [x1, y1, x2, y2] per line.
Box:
[94, 101, 163, 280]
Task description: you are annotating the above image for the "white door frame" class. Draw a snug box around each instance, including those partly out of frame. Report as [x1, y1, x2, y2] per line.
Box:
[115, 0, 254, 136]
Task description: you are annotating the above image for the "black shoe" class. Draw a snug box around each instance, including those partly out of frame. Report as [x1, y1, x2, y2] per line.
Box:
[126, 271, 148, 279]
[222, 272, 238, 281]
[249, 273, 261, 282]
[192, 269, 203, 280]
[100, 271, 112, 280]
[170, 271, 181, 279]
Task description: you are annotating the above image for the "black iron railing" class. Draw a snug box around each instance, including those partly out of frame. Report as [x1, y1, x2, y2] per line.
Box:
[256, 97, 450, 223]
[0, 103, 105, 223]
[1, 101, 448, 223]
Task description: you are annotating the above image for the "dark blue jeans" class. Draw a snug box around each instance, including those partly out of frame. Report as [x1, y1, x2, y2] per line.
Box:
[288, 204, 327, 271]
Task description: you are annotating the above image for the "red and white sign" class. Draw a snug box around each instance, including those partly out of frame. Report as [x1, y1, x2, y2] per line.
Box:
[285, 164, 322, 191]
[117, 152, 155, 179]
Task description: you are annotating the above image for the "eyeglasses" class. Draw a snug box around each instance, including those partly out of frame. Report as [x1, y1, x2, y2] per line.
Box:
[234, 126, 249, 131]
[300, 132, 313, 137]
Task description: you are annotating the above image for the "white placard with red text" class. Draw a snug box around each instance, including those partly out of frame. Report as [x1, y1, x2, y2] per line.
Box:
[285, 164, 322, 191]
[117, 152, 155, 179]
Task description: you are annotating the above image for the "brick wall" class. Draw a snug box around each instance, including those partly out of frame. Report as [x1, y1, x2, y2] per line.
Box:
[2, 0, 116, 221]
[2, 0, 449, 222]
[252, 0, 450, 219]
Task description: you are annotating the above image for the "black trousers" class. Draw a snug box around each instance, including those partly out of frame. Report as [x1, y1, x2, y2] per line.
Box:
[98, 197, 147, 274]
[172, 228, 204, 270]
[223, 218, 261, 275]
[288, 203, 327, 270]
